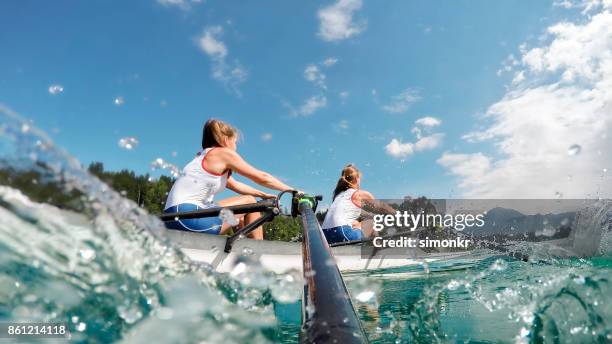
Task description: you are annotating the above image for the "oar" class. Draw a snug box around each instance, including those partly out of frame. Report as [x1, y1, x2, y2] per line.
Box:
[159, 199, 276, 221]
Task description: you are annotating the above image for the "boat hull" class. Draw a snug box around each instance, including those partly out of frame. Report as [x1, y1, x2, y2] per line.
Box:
[164, 229, 475, 274]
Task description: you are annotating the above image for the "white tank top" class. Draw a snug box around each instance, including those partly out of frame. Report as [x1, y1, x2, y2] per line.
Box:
[322, 189, 362, 229]
[164, 148, 229, 209]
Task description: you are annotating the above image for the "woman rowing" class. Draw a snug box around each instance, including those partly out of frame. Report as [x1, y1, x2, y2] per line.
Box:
[322, 164, 393, 244]
[163, 119, 296, 239]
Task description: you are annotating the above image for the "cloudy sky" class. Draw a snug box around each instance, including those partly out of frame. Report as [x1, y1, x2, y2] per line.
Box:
[1, 0, 610, 201]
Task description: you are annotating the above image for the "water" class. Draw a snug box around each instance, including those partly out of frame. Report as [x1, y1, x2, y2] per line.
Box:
[1, 104, 611, 343]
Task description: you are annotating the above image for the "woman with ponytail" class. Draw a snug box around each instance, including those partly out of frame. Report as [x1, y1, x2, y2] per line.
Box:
[163, 119, 296, 239]
[321, 164, 378, 244]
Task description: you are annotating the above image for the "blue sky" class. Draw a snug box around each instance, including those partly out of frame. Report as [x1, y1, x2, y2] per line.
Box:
[2, 0, 602, 202]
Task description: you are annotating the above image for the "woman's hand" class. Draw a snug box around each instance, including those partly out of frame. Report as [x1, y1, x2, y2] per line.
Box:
[259, 192, 276, 199]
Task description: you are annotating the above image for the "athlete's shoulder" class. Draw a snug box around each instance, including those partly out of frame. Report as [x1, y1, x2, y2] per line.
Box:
[208, 147, 239, 158]
[355, 189, 374, 200]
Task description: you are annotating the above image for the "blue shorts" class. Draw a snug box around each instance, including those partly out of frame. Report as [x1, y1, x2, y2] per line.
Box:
[163, 203, 223, 234]
[322, 225, 363, 244]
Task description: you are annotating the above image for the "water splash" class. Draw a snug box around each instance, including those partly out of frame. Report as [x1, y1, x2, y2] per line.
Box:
[219, 208, 239, 227]
[567, 144, 581, 156]
[0, 104, 277, 342]
[48, 84, 64, 95]
[150, 158, 180, 178]
[118, 137, 139, 150]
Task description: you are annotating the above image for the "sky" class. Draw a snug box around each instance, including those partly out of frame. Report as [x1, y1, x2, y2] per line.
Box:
[1, 0, 611, 203]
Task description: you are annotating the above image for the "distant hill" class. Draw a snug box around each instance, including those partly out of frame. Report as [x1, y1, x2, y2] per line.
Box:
[465, 207, 575, 240]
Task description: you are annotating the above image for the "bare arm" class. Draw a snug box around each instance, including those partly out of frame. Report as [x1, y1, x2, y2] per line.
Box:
[226, 176, 275, 198]
[223, 149, 294, 192]
[356, 190, 396, 215]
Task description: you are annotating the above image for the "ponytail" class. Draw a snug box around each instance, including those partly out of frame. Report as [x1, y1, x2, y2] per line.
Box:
[333, 164, 361, 200]
[202, 119, 240, 149]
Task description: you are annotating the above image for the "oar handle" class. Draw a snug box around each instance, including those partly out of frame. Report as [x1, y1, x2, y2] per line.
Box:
[160, 198, 277, 221]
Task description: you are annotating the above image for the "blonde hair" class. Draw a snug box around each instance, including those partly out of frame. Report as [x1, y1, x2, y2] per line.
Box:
[202, 119, 239, 149]
[333, 164, 361, 200]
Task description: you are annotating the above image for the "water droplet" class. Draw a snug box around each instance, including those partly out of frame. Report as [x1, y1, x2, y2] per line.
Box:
[567, 144, 581, 156]
[48, 84, 64, 95]
[603, 168, 608, 173]
[118, 137, 139, 150]
[490, 259, 508, 271]
[542, 225, 556, 237]
[325, 258, 337, 266]
[150, 157, 180, 178]
[21, 123, 30, 133]
[520, 327, 530, 337]
[355, 290, 376, 302]
[270, 270, 302, 303]
[241, 247, 254, 256]
[79, 248, 96, 262]
[76, 322, 87, 332]
[229, 261, 273, 289]
[573, 275, 585, 284]
[304, 269, 316, 277]
[117, 304, 143, 324]
[447, 280, 461, 290]
[420, 261, 430, 274]
[220, 208, 239, 227]
[114, 96, 125, 106]
[555, 191, 563, 199]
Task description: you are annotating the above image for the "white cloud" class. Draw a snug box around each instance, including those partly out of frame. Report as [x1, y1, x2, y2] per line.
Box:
[322, 57, 339, 67]
[304, 64, 326, 89]
[385, 139, 414, 159]
[385, 134, 444, 159]
[437, 153, 492, 191]
[439, 3, 612, 198]
[415, 116, 441, 127]
[318, 0, 366, 42]
[261, 133, 273, 141]
[385, 114, 444, 159]
[382, 88, 421, 113]
[197, 26, 248, 95]
[411, 126, 422, 139]
[288, 95, 328, 117]
[198, 26, 227, 58]
[415, 133, 444, 151]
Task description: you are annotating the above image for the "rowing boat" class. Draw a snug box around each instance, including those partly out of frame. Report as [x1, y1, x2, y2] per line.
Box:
[160, 192, 477, 274]
[164, 228, 476, 274]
